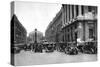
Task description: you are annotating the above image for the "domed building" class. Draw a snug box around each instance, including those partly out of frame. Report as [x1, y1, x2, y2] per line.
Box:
[28, 29, 43, 43]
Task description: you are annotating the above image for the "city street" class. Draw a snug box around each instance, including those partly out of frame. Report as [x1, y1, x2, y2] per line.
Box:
[11, 2, 98, 66]
[15, 50, 97, 66]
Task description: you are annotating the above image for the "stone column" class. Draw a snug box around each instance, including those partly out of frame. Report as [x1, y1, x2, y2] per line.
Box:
[78, 5, 82, 15]
[64, 5, 66, 24]
[70, 5, 72, 20]
[62, 7, 65, 26]
[67, 5, 69, 22]
[78, 22, 83, 40]
[74, 5, 76, 18]
[85, 23, 89, 41]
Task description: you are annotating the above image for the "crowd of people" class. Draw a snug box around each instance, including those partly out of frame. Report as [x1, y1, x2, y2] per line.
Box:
[11, 40, 97, 55]
[22, 41, 97, 55]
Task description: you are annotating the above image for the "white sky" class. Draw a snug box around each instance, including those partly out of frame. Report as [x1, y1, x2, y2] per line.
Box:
[15, 1, 62, 36]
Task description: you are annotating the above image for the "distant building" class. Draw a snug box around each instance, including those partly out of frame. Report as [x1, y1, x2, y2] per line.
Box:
[11, 14, 27, 46]
[29, 29, 43, 43]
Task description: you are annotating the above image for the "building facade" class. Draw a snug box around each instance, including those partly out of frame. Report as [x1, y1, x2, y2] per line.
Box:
[45, 8, 63, 42]
[11, 14, 27, 46]
[45, 4, 97, 45]
[62, 4, 97, 45]
[28, 29, 43, 43]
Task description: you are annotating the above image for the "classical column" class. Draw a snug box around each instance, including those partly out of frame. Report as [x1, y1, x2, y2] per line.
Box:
[64, 5, 66, 24]
[70, 5, 72, 20]
[62, 6, 65, 26]
[74, 5, 76, 18]
[67, 5, 69, 23]
[78, 5, 82, 15]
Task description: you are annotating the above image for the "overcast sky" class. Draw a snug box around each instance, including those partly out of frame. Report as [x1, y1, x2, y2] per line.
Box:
[15, 1, 62, 36]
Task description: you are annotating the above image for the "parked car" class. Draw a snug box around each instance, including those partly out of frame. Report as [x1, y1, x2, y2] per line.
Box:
[57, 42, 67, 52]
[83, 44, 97, 54]
[77, 45, 84, 53]
[45, 44, 54, 53]
[65, 46, 78, 55]
[34, 44, 43, 53]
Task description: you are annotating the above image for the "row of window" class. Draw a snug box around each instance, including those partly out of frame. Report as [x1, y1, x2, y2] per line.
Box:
[63, 23, 95, 42]
[14, 36, 26, 44]
[15, 21, 27, 34]
[15, 28, 26, 37]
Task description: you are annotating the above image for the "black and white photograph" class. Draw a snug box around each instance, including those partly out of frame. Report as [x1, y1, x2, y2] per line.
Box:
[11, 1, 97, 66]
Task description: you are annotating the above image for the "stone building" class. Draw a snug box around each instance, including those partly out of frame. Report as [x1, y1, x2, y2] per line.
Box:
[45, 8, 63, 42]
[62, 4, 97, 45]
[45, 4, 97, 45]
[11, 14, 27, 46]
[29, 29, 43, 43]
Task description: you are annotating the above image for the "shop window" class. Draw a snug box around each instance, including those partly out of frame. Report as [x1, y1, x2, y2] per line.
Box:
[71, 27, 73, 41]
[89, 28, 94, 38]
[68, 28, 69, 32]
[75, 32, 77, 42]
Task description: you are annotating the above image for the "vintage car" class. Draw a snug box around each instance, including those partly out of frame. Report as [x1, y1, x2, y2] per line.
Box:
[56, 42, 67, 52]
[83, 43, 97, 54]
[77, 45, 84, 53]
[65, 46, 78, 55]
[45, 43, 54, 53]
[77, 41, 97, 54]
